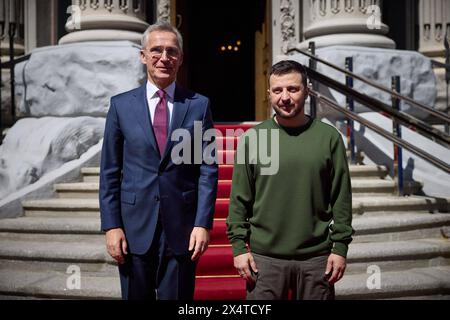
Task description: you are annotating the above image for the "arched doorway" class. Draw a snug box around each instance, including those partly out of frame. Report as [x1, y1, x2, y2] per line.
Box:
[176, 0, 270, 122]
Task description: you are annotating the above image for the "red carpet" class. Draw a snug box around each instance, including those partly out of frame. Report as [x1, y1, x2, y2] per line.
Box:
[209, 219, 227, 245]
[194, 277, 246, 300]
[194, 123, 253, 300]
[218, 165, 233, 180]
[216, 136, 239, 150]
[214, 199, 230, 219]
[197, 245, 235, 276]
[217, 181, 232, 198]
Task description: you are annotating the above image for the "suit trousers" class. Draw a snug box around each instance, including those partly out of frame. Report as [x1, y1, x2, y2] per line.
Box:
[246, 252, 335, 300]
[118, 217, 197, 300]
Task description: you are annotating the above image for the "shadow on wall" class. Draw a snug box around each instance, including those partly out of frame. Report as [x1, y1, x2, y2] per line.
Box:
[353, 125, 425, 196]
[0, 117, 105, 200]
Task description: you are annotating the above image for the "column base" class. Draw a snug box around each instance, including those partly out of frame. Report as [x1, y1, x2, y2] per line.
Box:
[65, 13, 149, 33]
[58, 29, 143, 45]
[298, 33, 395, 50]
[419, 47, 447, 58]
[1, 42, 25, 56]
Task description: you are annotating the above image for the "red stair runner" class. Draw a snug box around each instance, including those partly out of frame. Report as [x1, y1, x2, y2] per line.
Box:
[218, 165, 233, 180]
[217, 180, 232, 198]
[194, 123, 254, 300]
[194, 277, 246, 300]
[209, 219, 228, 245]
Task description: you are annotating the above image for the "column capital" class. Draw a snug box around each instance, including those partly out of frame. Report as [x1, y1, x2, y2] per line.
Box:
[418, 0, 450, 57]
[299, 0, 395, 49]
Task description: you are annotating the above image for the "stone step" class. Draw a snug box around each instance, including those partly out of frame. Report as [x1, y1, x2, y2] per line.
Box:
[352, 212, 450, 242]
[1, 226, 448, 276]
[80, 167, 100, 183]
[345, 238, 450, 274]
[195, 266, 450, 300]
[0, 258, 117, 275]
[0, 230, 448, 299]
[210, 212, 450, 245]
[348, 165, 389, 178]
[22, 195, 450, 218]
[0, 268, 120, 299]
[81, 164, 390, 183]
[0, 238, 113, 264]
[55, 179, 421, 199]
[335, 266, 450, 299]
[54, 183, 99, 199]
[352, 179, 422, 194]
[0, 232, 104, 243]
[1, 211, 449, 248]
[1, 262, 448, 300]
[353, 196, 450, 214]
[197, 239, 450, 276]
[81, 164, 388, 183]
[0, 217, 101, 234]
[22, 198, 100, 217]
[347, 238, 450, 262]
[1, 212, 448, 249]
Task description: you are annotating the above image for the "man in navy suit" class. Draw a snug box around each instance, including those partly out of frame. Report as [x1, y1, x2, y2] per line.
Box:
[99, 22, 218, 300]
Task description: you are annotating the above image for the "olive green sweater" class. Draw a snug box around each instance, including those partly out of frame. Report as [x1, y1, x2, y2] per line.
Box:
[226, 116, 354, 259]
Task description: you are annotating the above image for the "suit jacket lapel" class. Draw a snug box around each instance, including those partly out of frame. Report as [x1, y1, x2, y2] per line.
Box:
[161, 84, 190, 161]
[132, 84, 159, 156]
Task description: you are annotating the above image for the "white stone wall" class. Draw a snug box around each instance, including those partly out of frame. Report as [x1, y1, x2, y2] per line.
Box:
[289, 45, 437, 120]
[0, 117, 105, 199]
[14, 41, 145, 117]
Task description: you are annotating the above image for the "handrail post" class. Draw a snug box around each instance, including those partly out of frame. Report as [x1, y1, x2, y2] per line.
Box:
[345, 57, 356, 164]
[392, 76, 404, 196]
[0, 54, 2, 142]
[446, 78, 449, 134]
[288, 47, 450, 124]
[308, 41, 317, 119]
[8, 21, 16, 123]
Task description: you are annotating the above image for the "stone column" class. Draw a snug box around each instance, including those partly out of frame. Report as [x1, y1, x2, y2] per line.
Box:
[272, 0, 302, 59]
[419, 0, 450, 57]
[298, 0, 395, 49]
[59, 0, 149, 45]
[1, 0, 25, 127]
[418, 0, 450, 115]
[24, 0, 37, 53]
[0, 0, 25, 56]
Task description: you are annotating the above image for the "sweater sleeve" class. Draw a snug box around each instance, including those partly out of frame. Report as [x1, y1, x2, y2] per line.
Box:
[329, 133, 354, 258]
[226, 134, 254, 257]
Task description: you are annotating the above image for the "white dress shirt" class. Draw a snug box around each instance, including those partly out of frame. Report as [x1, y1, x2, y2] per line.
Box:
[146, 80, 176, 126]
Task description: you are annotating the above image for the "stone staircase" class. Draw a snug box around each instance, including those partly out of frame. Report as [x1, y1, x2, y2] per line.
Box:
[0, 142, 450, 299]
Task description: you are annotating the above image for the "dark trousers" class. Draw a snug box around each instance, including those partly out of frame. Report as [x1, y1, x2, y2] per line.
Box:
[247, 252, 335, 300]
[118, 219, 197, 300]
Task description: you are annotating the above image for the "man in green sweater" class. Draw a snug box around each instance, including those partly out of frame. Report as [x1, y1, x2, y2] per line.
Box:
[226, 60, 354, 300]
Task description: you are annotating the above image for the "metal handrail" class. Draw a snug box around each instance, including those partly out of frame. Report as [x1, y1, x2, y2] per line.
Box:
[0, 53, 32, 141]
[431, 59, 450, 72]
[309, 89, 450, 174]
[288, 46, 450, 123]
[305, 65, 450, 147]
[0, 53, 31, 69]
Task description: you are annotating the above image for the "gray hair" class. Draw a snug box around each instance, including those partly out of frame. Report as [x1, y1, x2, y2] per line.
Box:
[141, 22, 183, 52]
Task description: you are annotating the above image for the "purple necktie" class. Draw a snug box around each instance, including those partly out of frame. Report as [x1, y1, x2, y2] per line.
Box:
[154, 89, 168, 156]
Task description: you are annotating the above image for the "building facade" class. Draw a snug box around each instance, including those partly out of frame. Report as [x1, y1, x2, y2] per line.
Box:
[1, 0, 449, 124]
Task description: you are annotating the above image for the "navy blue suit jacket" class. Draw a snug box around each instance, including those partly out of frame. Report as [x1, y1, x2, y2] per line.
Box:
[99, 83, 218, 255]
